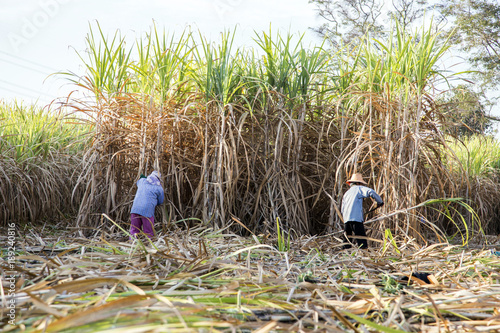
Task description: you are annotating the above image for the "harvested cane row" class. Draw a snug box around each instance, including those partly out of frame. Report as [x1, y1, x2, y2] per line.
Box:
[2, 224, 499, 332]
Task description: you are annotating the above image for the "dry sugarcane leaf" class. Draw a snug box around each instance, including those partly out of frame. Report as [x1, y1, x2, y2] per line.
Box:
[44, 294, 158, 332]
[26, 291, 65, 318]
[427, 274, 440, 285]
[253, 321, 278, 333]
[50, 277, 143, 294]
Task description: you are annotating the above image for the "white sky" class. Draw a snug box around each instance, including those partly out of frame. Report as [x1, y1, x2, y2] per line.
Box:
[0, 0, 499, 136]
[0, 0, 320, 105]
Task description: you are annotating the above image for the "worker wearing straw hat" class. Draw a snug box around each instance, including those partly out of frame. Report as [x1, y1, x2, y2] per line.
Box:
[341, 173, 384, 249]
[130, 171, 164, 239]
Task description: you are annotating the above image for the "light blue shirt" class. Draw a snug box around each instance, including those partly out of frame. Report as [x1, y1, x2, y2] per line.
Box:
[131, 178, 164, 218]
[341, 185, 383, 223]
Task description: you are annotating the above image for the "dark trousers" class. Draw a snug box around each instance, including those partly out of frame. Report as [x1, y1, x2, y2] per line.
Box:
[343, 221, 368, 249]
[130, 213, 155, 238]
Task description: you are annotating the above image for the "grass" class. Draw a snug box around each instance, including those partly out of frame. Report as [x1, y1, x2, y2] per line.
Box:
[0, 101, 88, 163]
[2, 224, 500, 332]
[443, 135, 500, 234]
[0, 101, 89, 225]
[275, 217, 291, 252]
[447, 135, 500, 177]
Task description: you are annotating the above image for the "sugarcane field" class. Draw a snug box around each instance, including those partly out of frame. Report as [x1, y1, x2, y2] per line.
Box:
[2, 9, 500, 333]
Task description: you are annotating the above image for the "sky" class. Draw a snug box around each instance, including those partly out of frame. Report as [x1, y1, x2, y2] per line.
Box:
[0, 0, 320, 105]
[1, 0, 499, 137]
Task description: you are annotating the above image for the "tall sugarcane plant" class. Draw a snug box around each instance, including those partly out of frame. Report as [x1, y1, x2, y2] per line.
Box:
[60, 20, 498, 243]
[332, 21, 459, 238]
[0, 102, 89, 225]
[73, 22, 132, 98]
[131, 25, 192, 103]
[191, 28, 243, 106]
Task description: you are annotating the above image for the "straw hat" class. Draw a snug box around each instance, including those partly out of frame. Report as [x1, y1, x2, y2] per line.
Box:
[346, 173, 367, 185]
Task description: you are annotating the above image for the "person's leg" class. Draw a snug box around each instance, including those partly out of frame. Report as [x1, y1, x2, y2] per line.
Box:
[141, 216, 155, 238]
[130, 213, 143, 238]
[343, 222, 354, 249]
[353, 222, 368, 249]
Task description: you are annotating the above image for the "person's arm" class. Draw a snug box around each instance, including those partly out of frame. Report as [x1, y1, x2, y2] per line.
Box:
[370, 190, 384, 207]
[362, 186, 384, 206]
[157, 188, 165, 205]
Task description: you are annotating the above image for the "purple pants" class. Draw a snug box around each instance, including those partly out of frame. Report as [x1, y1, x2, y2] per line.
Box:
[130, 213, 155, 238]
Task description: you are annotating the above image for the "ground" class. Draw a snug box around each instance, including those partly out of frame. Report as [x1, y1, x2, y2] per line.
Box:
[1, 224, 500, 332]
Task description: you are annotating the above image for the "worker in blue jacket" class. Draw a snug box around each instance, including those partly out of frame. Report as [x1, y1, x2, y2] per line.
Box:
[130, 171, 164, 238]
[341, 173, 383, 249]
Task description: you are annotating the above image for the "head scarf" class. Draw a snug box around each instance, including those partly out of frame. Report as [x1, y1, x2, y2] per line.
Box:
[146, 171, 161, 186]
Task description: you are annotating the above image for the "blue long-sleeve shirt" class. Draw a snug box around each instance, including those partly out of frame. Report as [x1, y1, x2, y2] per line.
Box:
[341, 185, 383, 223]
[131, 178, 164, 218]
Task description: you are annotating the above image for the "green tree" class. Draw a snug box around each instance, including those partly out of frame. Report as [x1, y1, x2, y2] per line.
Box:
[440, 0, 500, 87]
[439, 0, 500, 134]
[309, 0, 428, 46]
[440, 85, 494, 137]
[390, 0, 429, 28]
